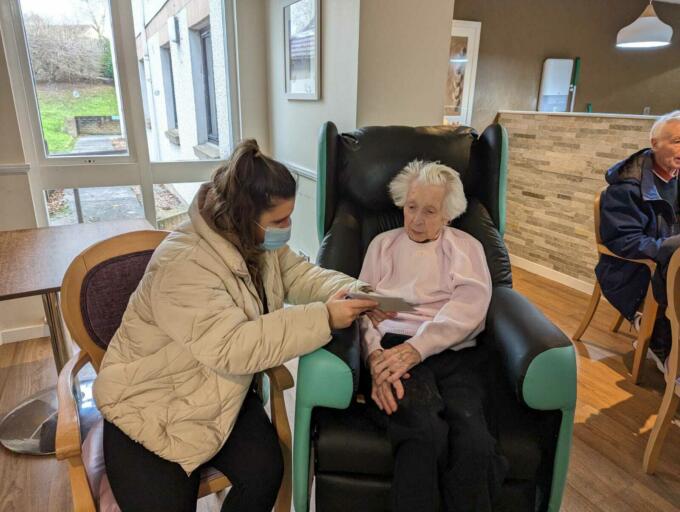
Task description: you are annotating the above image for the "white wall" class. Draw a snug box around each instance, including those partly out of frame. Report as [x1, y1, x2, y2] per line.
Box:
[266, 0, 361, 171]
[234, 0, 270, 151]
[0, 33, 45, 343]
[0, 173, 46, 344]
[356, 0, 455, 127]
[266, 0, 361, 257]
[289, 174, 320, 260]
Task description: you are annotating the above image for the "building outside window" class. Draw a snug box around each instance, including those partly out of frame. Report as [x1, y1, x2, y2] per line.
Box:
[136, 3, 231, 163]
[160, 45, 178, 135]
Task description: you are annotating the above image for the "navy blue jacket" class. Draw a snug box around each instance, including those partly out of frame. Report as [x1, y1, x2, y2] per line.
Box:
[595, 149, 680, 320]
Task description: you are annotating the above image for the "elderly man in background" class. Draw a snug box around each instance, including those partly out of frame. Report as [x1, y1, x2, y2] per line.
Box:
[596, 110, 680, 372]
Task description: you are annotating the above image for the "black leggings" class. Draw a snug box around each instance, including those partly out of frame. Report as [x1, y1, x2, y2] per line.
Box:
[103, 391, 283, 512]
[363, 334, 508, 512]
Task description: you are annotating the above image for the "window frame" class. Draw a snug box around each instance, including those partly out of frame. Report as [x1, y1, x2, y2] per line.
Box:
[0, 0, 241, 227]
[200, 28, 219, 145]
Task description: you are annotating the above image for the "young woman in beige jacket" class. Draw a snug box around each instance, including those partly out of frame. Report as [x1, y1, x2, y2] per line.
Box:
[93, 140, 380, 511]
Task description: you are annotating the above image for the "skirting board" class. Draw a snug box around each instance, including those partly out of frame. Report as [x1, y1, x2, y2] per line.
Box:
[510, 254, 595, 295]
[0, 323, 50, 345]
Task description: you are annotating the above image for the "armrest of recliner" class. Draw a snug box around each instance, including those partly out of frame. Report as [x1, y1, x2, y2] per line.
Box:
[293, 322, 360, 512]
[486, 286, 576, 411]
[487, 287, 577, 512]
[318, 322, 361, 394]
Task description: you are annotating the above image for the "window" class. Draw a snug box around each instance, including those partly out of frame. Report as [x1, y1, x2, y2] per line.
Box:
[17, 0, 127, 157]
[154, 182, 201, 230]
[160, 46, 178, 132]
[200, 28, 218, 145]
[45, 186, 144, 226]
[1, 0, 238, 228]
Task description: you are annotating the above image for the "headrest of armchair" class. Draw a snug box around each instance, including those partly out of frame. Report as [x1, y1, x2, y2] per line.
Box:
[317, 121, 508, 248]
[336, 125, 477, 212]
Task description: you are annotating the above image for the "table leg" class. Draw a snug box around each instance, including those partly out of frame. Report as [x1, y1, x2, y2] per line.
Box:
[0, 379, 97, 455]
[41, 291, 72, 374]
[0, 292, 85, 455]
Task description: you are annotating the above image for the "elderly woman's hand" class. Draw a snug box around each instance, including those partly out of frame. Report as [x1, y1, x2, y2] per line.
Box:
[368, 350, 406, 414]
[372, 343, 421, 386]
[371, 379, 406, 414]
[365, 309, 398, 327]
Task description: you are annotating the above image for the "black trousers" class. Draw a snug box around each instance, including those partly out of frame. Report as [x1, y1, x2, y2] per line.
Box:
[362, 334, 508, 512]
[103, 391, 283, 512]
[649, 240, 680, 359]
[651, 308, 672, 359]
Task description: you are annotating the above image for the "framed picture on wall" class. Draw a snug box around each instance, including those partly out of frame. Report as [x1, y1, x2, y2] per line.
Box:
[443, 20, 481, 126]
[284, 0, 321, 100]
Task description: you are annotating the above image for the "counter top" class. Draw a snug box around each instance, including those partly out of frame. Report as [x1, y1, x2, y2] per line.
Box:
[498, 110, 658, 120]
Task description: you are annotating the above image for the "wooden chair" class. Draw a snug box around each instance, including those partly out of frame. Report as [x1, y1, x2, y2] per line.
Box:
[572, 189, 659, 384]
[56, 230, 294, 511]
[643, 248, 680, 474]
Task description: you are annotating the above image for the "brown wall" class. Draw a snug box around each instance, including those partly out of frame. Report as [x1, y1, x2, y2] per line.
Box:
[454, 0, 680, 130]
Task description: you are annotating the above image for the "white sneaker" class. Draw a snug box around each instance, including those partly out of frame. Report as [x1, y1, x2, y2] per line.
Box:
[633, 312, 643, 332]
[632, 340, 666, 374]
[648, 348, 667, 374]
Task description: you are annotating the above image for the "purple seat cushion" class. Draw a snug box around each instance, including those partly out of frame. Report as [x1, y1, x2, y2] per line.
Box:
[80, 250, 154, 350]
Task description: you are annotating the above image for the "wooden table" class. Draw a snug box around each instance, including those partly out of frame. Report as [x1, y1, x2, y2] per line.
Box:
[0, 219, 152, 455]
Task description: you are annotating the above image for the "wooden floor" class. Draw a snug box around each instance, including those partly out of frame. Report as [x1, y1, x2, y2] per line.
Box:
[0, 266, 678, 511]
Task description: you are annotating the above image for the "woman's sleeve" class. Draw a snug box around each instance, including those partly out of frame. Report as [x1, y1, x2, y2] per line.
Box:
[151, 258, 332, 376]
[406, 238, 492, 360]
[277, 246, 362, 304]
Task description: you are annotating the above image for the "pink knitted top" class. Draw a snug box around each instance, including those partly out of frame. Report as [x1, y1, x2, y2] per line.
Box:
[358, 227, 492, 361]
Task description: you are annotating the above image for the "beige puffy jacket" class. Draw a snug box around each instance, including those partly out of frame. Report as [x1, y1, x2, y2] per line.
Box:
[93, 193, 357, 473]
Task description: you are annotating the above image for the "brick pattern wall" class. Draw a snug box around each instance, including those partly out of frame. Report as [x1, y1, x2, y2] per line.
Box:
[498, 112, 655, 285]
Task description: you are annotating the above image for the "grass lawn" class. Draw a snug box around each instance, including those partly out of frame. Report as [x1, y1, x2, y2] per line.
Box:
[35, 83, 120, 154]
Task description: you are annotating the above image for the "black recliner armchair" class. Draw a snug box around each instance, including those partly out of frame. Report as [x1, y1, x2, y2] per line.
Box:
[293, 122, 576, 512]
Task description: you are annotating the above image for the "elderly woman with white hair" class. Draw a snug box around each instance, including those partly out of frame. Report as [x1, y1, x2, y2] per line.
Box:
[358, 160, 508, 512]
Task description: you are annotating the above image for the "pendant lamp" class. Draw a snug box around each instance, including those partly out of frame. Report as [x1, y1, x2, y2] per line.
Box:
[616, 1, 673, 48]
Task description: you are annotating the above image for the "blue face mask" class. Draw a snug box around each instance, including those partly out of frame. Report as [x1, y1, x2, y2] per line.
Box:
[256, 221, 292, 251]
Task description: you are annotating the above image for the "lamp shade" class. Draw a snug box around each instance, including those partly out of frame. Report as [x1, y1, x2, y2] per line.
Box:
[617, 3, 673, 48]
